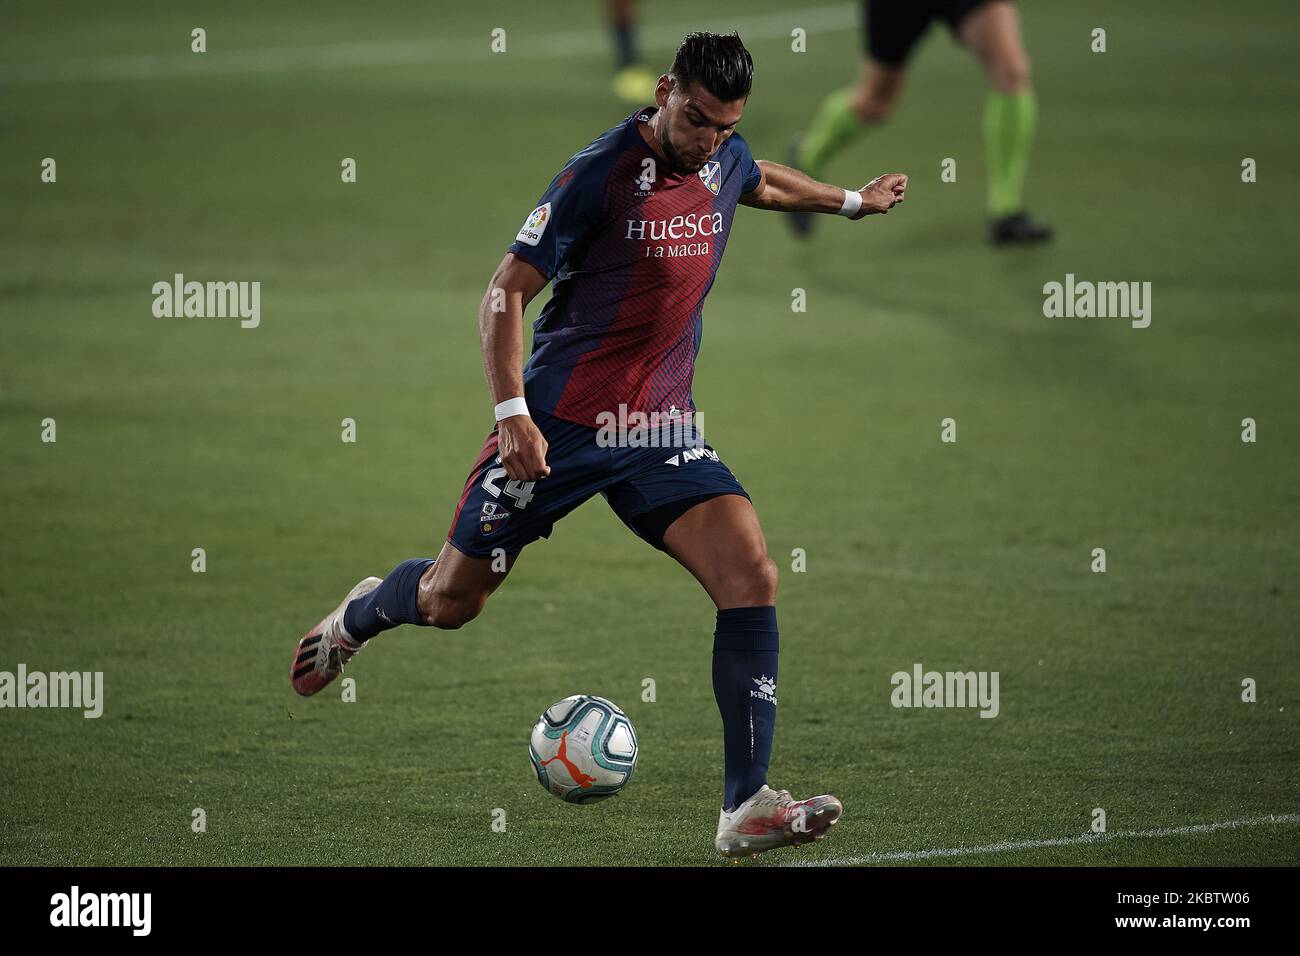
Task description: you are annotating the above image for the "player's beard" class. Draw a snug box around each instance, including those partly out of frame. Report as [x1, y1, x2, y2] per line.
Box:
[659, 121, 706, 175]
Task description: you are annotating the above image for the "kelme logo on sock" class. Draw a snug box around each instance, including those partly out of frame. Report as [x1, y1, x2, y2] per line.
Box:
[751, 675, 777, 705]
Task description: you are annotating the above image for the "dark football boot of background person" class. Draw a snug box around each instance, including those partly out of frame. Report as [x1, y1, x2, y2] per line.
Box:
[989, 211, 1053, 245]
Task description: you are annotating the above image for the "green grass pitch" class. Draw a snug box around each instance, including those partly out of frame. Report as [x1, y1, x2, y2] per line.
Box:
[1, 0, 1296, 866]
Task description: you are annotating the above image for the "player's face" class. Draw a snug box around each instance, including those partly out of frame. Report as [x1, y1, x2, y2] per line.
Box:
[654, 78, 745, 174]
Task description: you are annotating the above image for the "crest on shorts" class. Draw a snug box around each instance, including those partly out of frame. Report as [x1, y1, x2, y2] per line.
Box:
[697, 161, 721, 196]
[480, 501, 511, 535]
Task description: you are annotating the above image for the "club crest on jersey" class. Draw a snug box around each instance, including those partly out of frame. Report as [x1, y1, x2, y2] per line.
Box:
[697, 161, 721, 196]
[480, 501, 511, 535]
[515, 202, 551, 246]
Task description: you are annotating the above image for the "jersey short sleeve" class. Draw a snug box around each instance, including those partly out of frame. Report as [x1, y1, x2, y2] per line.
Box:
[507, 153, 609, 281]
[728, 132, 763, 195]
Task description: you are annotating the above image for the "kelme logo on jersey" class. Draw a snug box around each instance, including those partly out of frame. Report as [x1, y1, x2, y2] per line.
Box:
[515, 202, 551, 246]
[698, 161, 721, 196]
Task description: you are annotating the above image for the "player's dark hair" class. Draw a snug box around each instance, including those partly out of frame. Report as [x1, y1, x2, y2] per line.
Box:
[669, 32, 753, 102]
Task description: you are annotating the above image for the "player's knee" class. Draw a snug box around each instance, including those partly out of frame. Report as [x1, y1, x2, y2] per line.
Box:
[733, 554, 779, 607]
[988, 52, 1031, 94]
[853, 85, 895, 123]
[429, 596, 482, 630]
[418, 586, 485, 630]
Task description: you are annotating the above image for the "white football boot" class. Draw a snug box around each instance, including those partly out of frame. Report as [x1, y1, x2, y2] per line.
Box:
[290, 577, 382, 696]
[715, 785, 843, 859]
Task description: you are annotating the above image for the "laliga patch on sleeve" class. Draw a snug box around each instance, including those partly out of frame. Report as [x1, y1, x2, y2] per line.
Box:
[515, 202, 552, 246]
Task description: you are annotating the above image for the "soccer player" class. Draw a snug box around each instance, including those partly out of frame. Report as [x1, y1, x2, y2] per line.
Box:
[790, 0, 1049, 244]
[290, 32, 907, 859]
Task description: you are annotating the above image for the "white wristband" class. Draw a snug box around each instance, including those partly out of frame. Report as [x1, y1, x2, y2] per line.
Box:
[837, 188, 863, 217]
[494, 397, 529, 421]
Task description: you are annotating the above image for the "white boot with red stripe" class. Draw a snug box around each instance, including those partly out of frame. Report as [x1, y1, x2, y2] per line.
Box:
[290, 577, 382, 696]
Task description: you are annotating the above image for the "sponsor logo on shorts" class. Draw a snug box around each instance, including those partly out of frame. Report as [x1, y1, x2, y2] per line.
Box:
[663, 446, 719, 467]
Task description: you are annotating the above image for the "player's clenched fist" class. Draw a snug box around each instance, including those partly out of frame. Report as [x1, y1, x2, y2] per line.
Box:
[498, 415, 551, 481]
[852, 173, 908, 217]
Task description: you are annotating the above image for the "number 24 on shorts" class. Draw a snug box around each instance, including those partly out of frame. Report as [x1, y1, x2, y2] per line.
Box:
[481, 466, 536, 509]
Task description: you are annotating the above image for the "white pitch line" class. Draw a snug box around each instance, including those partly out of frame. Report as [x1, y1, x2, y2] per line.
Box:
[0, 4, 857, 86]
[787, 813, 1300, 866]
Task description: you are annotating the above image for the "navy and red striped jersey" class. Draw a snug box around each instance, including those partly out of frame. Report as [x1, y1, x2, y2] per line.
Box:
[507, 108, 762, 429]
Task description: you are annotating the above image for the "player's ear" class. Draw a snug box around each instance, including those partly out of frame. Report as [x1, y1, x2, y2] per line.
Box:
[654, 75, 671, 108]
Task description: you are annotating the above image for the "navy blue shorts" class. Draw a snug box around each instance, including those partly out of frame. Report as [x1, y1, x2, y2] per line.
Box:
[445, 410, 749, 558]
[864, 0, 996, 67]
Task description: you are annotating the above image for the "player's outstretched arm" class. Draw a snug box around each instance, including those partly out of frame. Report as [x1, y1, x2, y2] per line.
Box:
[479, 253, 551, 482]
[741, 160, 907, 219]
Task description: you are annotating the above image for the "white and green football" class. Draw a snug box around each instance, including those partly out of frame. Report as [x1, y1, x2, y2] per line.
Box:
[529, 695, 638, 804]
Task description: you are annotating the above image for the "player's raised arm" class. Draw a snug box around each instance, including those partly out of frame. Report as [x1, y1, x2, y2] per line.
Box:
[479, 253, 551, 482]
[741, 160, 907, 219]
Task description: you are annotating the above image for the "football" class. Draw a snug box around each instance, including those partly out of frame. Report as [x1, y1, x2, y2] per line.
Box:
[529, 695, 639, 803]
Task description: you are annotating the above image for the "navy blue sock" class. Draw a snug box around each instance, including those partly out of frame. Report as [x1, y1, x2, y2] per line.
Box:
[342, 558, 434, 642]
[712, 606, 779, 812]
